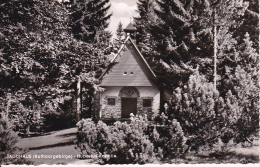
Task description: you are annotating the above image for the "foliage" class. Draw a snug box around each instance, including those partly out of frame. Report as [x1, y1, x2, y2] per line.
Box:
[0, 113, 31, 165]
[114, 21, 124, 51]
[151, 113, 187, 159]
[218, 33, 259, 142]
[76, 114, 189, 164]
[168, 72, 223, 150]
[168, 69, 259, 150]
[76, 114, 161, 164]
[153, 0, 248, 61]
[134, 0, 163, 66]
[65, 0, 112, 42]
[0, 0, 110, 133]
[0, 93, 44, 137]
[134, 0, 258, 150]
[0, 0, 74, 132]
[226, 66, 259, 142]
[134, 0, 251, 90]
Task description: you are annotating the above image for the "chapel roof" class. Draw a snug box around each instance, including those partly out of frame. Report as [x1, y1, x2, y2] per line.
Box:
[99, 37, 156, 87]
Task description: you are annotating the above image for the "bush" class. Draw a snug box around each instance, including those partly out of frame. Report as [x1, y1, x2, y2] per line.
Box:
[76, 114, 188, 164]
[0, 113, 31, 165]
[76, 114, 161, 164]
[168, 72, 224, 150]
[1, 93, 44, 137]
[150, 113, 187, 159]
[168, 71, 259, 152]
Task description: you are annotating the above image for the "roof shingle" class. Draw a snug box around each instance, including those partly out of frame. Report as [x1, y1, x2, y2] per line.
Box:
[99, 38, 156, 87]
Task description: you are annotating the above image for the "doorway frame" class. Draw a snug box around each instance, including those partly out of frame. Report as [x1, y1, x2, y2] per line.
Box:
[119, 87, 140, 118]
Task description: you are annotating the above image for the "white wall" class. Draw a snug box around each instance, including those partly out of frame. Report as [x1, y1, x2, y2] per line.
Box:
[137, 86, 160, 116]
[100, 86, 123, 108]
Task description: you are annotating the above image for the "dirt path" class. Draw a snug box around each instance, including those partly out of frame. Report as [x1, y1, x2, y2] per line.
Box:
[16, 127, 85, 165]
[17, 128, 77, 149]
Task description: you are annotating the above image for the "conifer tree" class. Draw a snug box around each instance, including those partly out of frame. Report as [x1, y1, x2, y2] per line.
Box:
[136, 0, 249, 89]
[168, 72, 223, 149]
[135, 0, 152, 43]
[134, 0, 161, 61]
[66, 0, 112, 42]
[219, 33, 259, 142]
[114, 21, 124, 50]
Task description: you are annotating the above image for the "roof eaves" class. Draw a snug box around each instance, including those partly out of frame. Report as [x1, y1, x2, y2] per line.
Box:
[110, 36, 130, 63]
[128, 37, 157, 78]
[99, 37, 130, 80]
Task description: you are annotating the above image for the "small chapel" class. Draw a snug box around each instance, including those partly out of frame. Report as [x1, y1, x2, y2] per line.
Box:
[93, 22, 171, 120]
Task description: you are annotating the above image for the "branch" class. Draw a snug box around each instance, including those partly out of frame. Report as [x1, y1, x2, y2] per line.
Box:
[180, 60, 199, 73]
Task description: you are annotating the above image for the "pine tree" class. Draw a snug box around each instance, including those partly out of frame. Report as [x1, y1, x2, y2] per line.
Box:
[135, 0, 152, 43]
[140, 0, 249, 89]
[168, 71, 224, 149]
[220, 33, 259, 142]
[134, 0, 161, 61]
[66, 0, 112, 42]
[234, 0, 259, 49]
[114, 21, 124, 50]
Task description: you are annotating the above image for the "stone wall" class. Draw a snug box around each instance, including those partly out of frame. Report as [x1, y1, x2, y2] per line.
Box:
[137, 97, 153, 119]
[101, 96, 121, 119]
[99, 86, 160, 120]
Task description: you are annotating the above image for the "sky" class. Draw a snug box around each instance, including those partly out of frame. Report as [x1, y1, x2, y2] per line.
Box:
[107, 0, 139, 39]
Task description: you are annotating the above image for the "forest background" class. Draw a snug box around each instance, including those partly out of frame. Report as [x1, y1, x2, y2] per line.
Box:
[0, 0, 258, 165]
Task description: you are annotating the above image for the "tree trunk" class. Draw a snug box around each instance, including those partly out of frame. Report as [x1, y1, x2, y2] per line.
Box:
[26, 124, 30, 137]
[76, 79, 81, 122]
[213, 25, 217, 90]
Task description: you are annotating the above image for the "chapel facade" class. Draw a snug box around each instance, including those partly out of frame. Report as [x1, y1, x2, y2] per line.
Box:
[93, 22, 170, 120]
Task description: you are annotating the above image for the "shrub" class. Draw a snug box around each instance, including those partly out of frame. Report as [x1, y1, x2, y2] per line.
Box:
[218, 33, 259, 143]
[76, 114, 161, 164]
[168, 70, 259, 152]
[0, 113, 31, 165]
[229, 66, 259, 143]
[1, 93, 44, 137]
[150, 113, 187, 159]
[168, 72, 223, 150]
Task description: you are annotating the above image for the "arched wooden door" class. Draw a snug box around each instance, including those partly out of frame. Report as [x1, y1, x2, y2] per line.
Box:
[119, 87, 139, 118]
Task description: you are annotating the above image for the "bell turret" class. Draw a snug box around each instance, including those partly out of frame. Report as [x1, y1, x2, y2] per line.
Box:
[124, 22, 137, 40]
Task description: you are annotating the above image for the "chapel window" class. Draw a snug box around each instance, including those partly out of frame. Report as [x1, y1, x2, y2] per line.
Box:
[143, 99, 152, 107]
[107, 98, 115, 105]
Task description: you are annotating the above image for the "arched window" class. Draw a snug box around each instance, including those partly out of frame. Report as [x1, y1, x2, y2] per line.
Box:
[119, 87, 140, 98]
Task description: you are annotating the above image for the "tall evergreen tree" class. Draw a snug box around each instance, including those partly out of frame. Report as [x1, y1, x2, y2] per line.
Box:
[134, 0, 161, 61]
[114, 21, 124, 50]
[65, 0, 112, 42]
[137, 0, 249, 89]
[154, 0, 248, 62]
[234, 0, 259, 50]
[135, 0, 152, 43]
